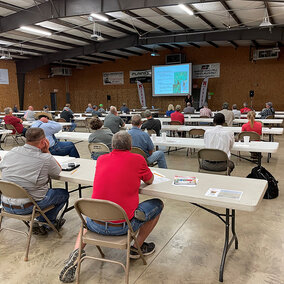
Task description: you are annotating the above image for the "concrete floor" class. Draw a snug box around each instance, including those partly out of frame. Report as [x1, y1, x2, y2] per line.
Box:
[0, 128, 283, 284]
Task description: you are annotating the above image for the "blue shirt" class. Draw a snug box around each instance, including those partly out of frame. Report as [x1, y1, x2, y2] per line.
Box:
[86, 107, 93, 113]
[128, 126, 154, 157]
[31, 120, 62, 147]
[166, 110, 175, 117]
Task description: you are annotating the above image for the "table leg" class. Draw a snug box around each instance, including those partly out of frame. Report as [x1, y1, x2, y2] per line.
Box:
[257, 153, 262, 167]
[191, 204, 238, 282]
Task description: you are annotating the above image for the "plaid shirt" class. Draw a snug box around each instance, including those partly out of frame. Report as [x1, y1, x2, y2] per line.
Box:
[260, 107, 275, 118]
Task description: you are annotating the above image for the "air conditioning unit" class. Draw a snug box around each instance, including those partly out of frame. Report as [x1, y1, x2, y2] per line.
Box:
[51, 67, 72, 76]
[253, 48, 280, 60]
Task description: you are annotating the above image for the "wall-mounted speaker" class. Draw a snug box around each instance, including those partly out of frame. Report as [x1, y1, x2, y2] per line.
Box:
[249, 90, 254, 98]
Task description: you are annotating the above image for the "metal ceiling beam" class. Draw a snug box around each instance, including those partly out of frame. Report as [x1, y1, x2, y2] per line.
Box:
[188, 42, 200, 48]
[0, 1, 21, 12]
[171, 44, 184, 49]
[76, 56, 103, 64]
[228, 40, 238, 48]
[136, 45, 153, 52]
[207, 41, 219, 48]
[159, 44, 174, 50]
[118, 48, 142, 56]
[62, 60, 90, 66]
[219, 0, 243, 27]
[264, 1, 275, 25]
[65, 58, 97, 65]
[0, 45, 46, 55]
[86, 54, 115, 61]
[51, 62, 84, 68]
[123, 10, 170, 34]
[17, 27, 284, 73]
[102, 51, 128, 59]
[0, 0, 217, 34]
[151, 7, 192, 31]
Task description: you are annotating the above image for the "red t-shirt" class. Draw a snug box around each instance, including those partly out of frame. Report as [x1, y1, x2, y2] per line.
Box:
[92, 150, 153, 220]
[170, 111, 184, 124]
[4, 115, 23, 134]
[241, 121, 262, 135]
[240, 107, 251, 114]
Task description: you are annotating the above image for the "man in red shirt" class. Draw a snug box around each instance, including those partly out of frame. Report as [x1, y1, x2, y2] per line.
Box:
[4, 107, 27, 136]
[59, 131, 163, 283]
[170, 104, 184, 124]
[240, 102, 251, 114]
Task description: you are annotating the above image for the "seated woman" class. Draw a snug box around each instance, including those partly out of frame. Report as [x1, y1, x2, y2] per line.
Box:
[166, 104, 175, 117]
[88, 117, 113, 160]
[241, 111, 262, 135]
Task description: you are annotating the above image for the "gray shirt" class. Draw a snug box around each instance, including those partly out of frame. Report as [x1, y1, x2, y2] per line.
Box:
[183, 106, 195, 114]
[88, 127, 113, 151]
[0, 144, 61, 202]
[24, 110, 35, 121]
[103, 113, 124, 134]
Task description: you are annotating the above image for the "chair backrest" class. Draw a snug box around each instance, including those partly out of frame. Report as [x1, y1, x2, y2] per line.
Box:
[223, 122, 228, 126]
[5, 124, 17, 133]
[0, 180, 33, 200]
[56, 118, 66, 122]
[198, 148, 228, 162]
[188, 128, 205, 137]
[144, 129, 156, 136]
[75, 198, 132, 230]
[170, 121, 182, 125]
[238, 131, 260, 141]
[266, 115, 274, 119]
[130, 147, 149, 164]
[88, 142, 110, 154]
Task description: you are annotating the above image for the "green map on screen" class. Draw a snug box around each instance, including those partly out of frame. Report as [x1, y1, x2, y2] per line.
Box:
[173, 71, 188, 93]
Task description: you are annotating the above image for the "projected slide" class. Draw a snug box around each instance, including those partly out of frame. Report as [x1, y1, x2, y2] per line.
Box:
[152, 63, 192, 96]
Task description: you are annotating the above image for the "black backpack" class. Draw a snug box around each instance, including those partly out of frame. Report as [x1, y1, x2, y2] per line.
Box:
[247, 166, 279, 199]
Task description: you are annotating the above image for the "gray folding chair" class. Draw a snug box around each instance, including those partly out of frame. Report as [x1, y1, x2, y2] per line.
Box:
[4, 124, 25, 145]
[0, 180, 61, 261]
[130, 147, 157, 167]
[144, 129, 156, 136]
[188, 129, 205, 156]
[198, 148, 230, 175]
[74, 198, 146, 284]
[88, 142, 110, 160]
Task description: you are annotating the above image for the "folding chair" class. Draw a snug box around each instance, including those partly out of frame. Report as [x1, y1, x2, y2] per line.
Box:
[130, 147, 157, 167]
[85, 118, 93, 132]
[55, 118, 70, 131]
[0, 180, 61, 261]
[144, 129, 156, 136]
[169, 121, 182, 137]
[74, 198, 146, 284]
[197, 148, 230, 176]
[88, 142, 110, 160]
[188, 129, 205, 156]
[4, 124, 25, 145]
[237, 131, 261, 161]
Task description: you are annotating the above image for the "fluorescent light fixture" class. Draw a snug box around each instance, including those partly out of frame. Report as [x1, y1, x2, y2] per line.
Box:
[20, 26, 52, 36]
[0, 40, 12, 45]
[90, 13, 109, 22]
[151, 51, 160, 57]
[179, 4, 194, 16]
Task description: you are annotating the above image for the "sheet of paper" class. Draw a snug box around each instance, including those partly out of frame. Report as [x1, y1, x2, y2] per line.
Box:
[54, 156, 76, 166]
[152, 170, 170, 184]
[205, 188, 243, 200]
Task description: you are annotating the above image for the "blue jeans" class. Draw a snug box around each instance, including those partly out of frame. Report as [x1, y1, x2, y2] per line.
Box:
[148, 150, 167, 168]
[50, 141, 80, 158]
[69, 122, 76, 132]
[86, 198, 163, 236]
[91, 152, 109, 160]
[2, 188, 69, 224]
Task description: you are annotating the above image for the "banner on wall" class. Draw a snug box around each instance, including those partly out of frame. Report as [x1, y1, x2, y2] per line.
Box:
[199, 78, 209, 108]
[0, 69, 9, 84]
[193, 63, 220, 79]
[130, 70, 152, 83]
[137, 81, 146, 108]
[103, 71, 124, 85]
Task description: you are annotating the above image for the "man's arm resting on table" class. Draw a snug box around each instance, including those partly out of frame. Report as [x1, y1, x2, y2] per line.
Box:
[144, 174, 154, 185]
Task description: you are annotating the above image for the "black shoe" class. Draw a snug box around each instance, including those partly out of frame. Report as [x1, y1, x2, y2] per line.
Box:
[59, 248, 86, 283]
[130, 242, 155, 259]
[45, 218, 66, 231]
[32, 222, 48, 235]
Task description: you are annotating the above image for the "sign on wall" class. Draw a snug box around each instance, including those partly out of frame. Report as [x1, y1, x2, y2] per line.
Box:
[130, 70, 152, 83]
[193, 63, 220, 79]
[103, 71, 124, 85]
[0, 69, 9, 84]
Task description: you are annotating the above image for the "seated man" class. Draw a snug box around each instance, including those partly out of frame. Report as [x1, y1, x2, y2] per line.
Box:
[0, 128, 69, 235]
[128, 115, 167, 168]
[199, 102, 212, 117]
[103, 106, 125, 134]
[260, 102, 275, 119]
[88, 117, 113, 159]
[141, 110, 162, 136]
[183, 102, 195, 114]
[232, 104, 241, 118]
[31, 113, 80, 158]
[59, 131, 163, 282]
[98, 104, 106, 113]
[13, 104, 19, 113]
[63, 104, 74, 114]
[203, 113, 235, 173]
[91, 105, 102, 117]
[3, 107, 27, 136]
[240, 102, 251, 114]
[219, 102, 234, 126]
[170, 105, 184, 124]
[120, 103, 130, 114]
[85, 103, 93, 113]
[24, 105, 35, 121]
[60, 108, 76, 132]
[43, 105, 49, 112]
